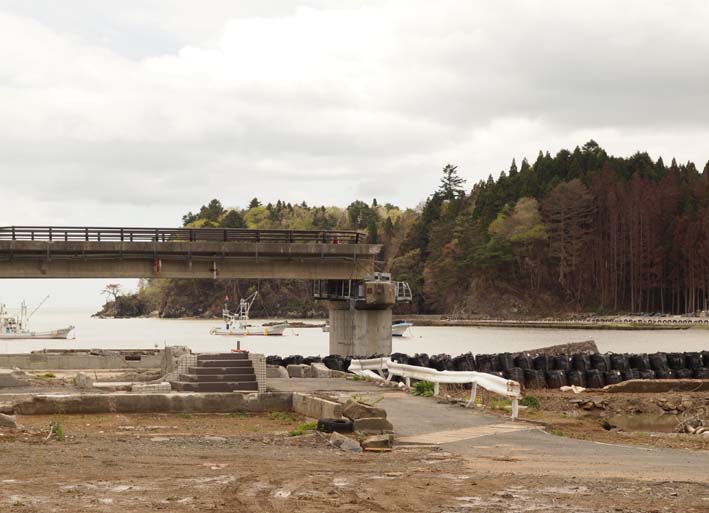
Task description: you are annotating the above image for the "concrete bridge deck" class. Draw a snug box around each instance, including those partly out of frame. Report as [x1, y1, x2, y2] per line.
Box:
[0, 226, 379, 279]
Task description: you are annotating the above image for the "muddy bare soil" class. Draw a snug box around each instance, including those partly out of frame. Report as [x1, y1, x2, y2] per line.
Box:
[1, 413, 708, 512]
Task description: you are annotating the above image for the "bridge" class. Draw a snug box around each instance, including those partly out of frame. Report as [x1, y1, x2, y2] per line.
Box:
[0, 226, 393, 355]
[0, 226, 377, 280]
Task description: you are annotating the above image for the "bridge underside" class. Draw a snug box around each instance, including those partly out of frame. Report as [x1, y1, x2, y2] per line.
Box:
[0, 241, 378, 279]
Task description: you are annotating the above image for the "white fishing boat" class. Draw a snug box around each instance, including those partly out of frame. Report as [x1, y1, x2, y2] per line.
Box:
[392, 320, 414, 337]
[0, 297, 75, 340]
[209, 292, 289, 336]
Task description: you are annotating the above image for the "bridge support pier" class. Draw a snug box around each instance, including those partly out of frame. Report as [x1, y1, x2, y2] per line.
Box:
[327, 302, 392, 357]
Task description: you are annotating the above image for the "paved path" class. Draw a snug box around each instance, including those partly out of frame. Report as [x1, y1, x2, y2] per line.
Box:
[273, 379, 709, 483]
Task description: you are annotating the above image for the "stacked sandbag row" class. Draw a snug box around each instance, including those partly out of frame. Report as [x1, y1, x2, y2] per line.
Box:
[316, 350, 709, 389]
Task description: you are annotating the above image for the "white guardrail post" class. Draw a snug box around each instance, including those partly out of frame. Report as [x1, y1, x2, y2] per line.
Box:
[347, 358, 522, 420]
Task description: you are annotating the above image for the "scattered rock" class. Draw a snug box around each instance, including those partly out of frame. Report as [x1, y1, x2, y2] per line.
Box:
[74, 372, 95, 389]
[0, 413, 17, 429]
[287, 364, 311, 378]
[343, 399, 387, 421]
[361, 434, 394, 451]
[329, 432, 362, 453]
[352, 417, 394, 434]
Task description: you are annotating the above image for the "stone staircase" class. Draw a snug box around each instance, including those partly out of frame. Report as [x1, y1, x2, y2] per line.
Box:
[170, 352, 258, 392]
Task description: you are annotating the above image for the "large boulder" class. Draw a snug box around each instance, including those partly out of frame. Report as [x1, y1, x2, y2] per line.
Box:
[353, 417, 393, 434]
[343, 399, 387, 420]
[0, 413, 17, 429]
[0, 369, 29, 388]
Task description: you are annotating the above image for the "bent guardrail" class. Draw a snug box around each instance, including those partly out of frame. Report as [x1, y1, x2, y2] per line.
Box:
[348, 357, 522, 419]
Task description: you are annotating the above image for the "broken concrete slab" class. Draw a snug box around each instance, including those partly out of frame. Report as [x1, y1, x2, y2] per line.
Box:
[74, 372, 95, 389]
[267, 365, 289, 379]
[353, 417, 394, 434]
[343, 399, 387, 420]
[0, 413, 17, 429]
[329, 431, 362, 453]
[287, 364, 312, 378]
[310, 363, 331, 378]
[361, 434, 394, 451]
[0, 369, 29, 388]
[292, 393, 342, 419]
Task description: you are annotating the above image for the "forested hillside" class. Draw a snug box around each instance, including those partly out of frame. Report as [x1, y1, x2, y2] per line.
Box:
[97, 141, 709, 319]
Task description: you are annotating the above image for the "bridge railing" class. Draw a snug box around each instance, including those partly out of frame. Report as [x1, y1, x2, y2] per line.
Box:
[0, 226, 366, 244]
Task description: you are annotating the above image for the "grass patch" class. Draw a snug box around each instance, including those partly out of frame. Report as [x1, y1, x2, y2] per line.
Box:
[50, 421, 65, 441]
[269, 411, 296, 424]
[520, 395, 541, 410]
[547, 427, 566, 437]
[225, 412, 248, 419]
[489, 399, 512, 410]
[350, 375, 362, 381]
[36, 372, 56, 380]
[177, 413, 193, 419]
[412, 380, 435, 397]
[288, 421, 317, 436]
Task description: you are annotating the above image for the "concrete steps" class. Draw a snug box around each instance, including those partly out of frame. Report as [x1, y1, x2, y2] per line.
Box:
[170, 352, 258, 393]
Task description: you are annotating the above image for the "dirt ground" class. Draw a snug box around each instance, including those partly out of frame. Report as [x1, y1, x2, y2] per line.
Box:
[1, 412, 708, 513]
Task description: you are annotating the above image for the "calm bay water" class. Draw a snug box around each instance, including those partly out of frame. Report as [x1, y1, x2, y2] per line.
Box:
[1, 308, 708, 356]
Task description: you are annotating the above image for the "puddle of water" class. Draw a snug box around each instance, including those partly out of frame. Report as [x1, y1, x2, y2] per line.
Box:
[608, 414, 680, 433]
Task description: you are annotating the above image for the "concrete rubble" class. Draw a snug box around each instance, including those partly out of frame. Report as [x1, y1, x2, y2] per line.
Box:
[329, 431, 363, 453]
[74, 372, 95, 389]
[267, 365, 289, 379]
[352, 417, 394, 434]
[0, 413, 17, 429]
[0, 368, 30, 388]
[287, 364, 311, 378]
[310, 362, 331, 378]
[361, 434, 394, 451]
[343, 399, 387, 420]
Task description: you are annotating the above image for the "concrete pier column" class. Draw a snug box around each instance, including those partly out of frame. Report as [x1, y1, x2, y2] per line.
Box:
[327, 302, 392, 356]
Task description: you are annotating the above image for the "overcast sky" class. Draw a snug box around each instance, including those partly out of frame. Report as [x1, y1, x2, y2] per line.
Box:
[1, 1, 709, 308]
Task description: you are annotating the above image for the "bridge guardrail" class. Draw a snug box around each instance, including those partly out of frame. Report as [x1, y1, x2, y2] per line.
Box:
[0, 226, 366, 244]
[348, 357, 522, 419]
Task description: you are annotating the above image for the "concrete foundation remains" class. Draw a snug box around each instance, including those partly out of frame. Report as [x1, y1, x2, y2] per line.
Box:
[0, 369, 30, 388]
[0, 349, 164, 370]
[328, 302, 392, 356]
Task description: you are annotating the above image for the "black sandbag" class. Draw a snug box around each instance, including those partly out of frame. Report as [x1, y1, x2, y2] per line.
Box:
[504, 367, 525, 386]
[533, 354, 552, 372]
[429, 353, 453, 371]
[546, 370, 567, 388]
[475, 354, 494, 374]
[303, 356, 322, 365]
[567, 370, 586, 387]
[571, 353, 590, 372]
[585, 369, 605, 388]
[523, 369, 546, 389]
[666, 352, 685, 370]
[266, 355, 284, 366]
[408, 353, 429, 367]
[591, 354, 611, 372]
[514, 354, 532, 370]
[609, 353, 629, 371]
[649, 352, 668, 371]
[693, 368, 709, 379]
[703, 351, 709, 367]
[389, 352, 409, 363]
[453, 352, 477, 371]
[685, 352, 703, 370]
[498, 353, 515, 372]
[628, 353, 650, 370]
[638, 369, 655, 379]
[553, 354, 570, 371]
[283, 355, 304, 366]
[605, 370, 623, 385]
[322, 355, 344, 371]
[654, 368, 674, 379]
[621, 369, 636, 381]
[674, 368, 693, 379]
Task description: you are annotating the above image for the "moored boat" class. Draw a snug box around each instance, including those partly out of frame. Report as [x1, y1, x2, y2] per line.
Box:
[0, 299, 75, 340]
[209, 292, 288, 337]
[392, 320, 414, 337]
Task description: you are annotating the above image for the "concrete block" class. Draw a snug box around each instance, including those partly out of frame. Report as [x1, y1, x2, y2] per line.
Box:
[329, 432, 362, 453]
[131, 382, 172, 393]
[0, 413, 17, 429]
[0, 369, 29, 388]
[353, 417, 393, 434]
[343, 399, 386, 420]
[361, 434, 394, 451]
[292, 393, 342, 419]
[74, 372, 95, 389]
[287, 364, 311, 378]
[310, 363, 331, 378]
[267, 365, 289, 379]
